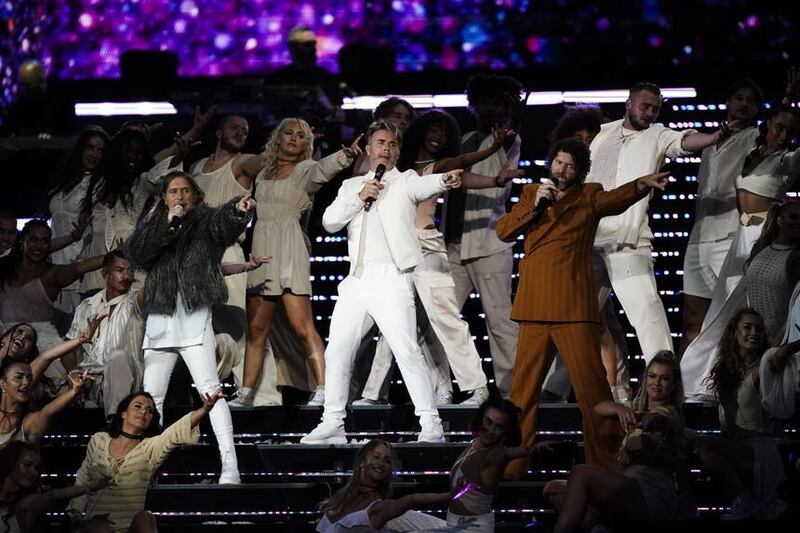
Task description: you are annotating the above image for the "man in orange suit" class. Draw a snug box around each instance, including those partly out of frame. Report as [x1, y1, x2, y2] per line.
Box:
[496, 138, 669, 476]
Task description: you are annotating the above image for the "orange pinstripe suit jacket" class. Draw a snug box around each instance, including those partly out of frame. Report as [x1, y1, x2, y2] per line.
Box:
[496, 181, 645, 323]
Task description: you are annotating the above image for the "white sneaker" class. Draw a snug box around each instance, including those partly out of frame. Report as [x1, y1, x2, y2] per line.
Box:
[352, 397, 383, 406]
[306, 387, 325, 406]
[417, 420, 445, 443]
[459, 386, 489, 406]
[435, 390, 453, 406]
[300, 421, 347, 445]
[227, 387, 254, 407]
[720, 490, 759, 520]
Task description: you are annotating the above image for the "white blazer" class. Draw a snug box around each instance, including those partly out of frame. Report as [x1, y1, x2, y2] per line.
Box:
[323, 167, 448, 274]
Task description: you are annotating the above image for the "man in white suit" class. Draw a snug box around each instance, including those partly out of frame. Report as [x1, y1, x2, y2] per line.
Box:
[301, 120, 462, 444]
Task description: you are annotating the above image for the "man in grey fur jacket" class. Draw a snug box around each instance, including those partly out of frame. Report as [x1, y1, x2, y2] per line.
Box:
[127, 170, 255, 484]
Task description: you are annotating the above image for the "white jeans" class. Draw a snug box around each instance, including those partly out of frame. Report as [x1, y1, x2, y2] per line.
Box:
[323, 265, 439, 424]
[143, 324, 237, 463]
[362, 229, 487, 400]
[593, 245, 673, 363]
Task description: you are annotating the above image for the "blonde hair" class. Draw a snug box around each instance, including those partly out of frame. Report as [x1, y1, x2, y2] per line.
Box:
[260, 118, 315, 180]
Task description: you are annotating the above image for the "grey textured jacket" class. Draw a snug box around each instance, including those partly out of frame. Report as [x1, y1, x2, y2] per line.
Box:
[126, 199, 247, 317]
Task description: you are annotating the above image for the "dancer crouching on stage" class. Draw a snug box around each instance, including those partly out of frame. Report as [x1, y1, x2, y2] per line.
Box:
[301, 120, 461, 445]
[126, 171, 255, 484]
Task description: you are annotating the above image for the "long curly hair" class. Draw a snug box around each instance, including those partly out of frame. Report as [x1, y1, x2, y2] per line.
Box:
[99, 129, 155, 212]
[319, 439, 395, 518]
[631, 350, 685, 412]
[0, 220, 51, 287]
[397, 109, 462, 172]
[0, 441, 42, 532]
[258, 118, 314, 182]
[705, 308, 768, 400]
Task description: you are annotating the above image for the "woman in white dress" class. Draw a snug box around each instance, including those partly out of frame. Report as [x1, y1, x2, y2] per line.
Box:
[47, 127, 109, 320]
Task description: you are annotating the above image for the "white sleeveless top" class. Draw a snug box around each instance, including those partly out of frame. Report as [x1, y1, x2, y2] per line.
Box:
[317, 500, 388, 532]
[190, 157, 249, 207]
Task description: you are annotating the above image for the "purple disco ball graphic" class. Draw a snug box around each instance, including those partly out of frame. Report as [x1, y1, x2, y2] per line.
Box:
[37, 0, 533, 79]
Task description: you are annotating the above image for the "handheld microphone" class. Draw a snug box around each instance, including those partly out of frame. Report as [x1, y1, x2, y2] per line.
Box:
[531, 176, 559, 224]
[168, 216, 183, 233]
[364, 163, 386, 212]
[168, 206, 185, 233]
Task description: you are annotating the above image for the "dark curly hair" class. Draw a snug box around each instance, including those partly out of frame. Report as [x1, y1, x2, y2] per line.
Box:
[705, 308, 768, 400]
[106, 391, 161, 438]
[397, 109, 462, 172]
[374, 97, 417, 124]
[548, 105, 607, 145]
[547, 138, 591, 183]
[465, 73, 523, 108]
[469, 395, 523, 447]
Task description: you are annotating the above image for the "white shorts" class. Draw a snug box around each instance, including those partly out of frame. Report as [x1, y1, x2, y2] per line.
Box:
[682, 238, 733, 299]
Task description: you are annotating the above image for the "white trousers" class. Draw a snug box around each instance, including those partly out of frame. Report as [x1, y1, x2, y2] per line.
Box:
[681, 222, 762, 397]
[143, 324, 237, 464]
[593, 245, 673, 364]
[323, 265, 439, 424]
[361, 230, 487, 400]
[447, 244, 518, 397]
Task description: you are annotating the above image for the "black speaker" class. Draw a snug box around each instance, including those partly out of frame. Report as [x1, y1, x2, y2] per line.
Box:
[120, 50, 179, 97]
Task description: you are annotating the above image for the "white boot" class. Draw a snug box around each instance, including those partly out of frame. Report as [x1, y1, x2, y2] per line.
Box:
[218, 445, 240, 485]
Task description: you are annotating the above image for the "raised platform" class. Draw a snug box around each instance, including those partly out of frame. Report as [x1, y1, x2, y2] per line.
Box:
[39, 401, 800, 531]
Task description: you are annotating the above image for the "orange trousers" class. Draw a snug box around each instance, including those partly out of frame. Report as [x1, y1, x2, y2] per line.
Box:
[507, 321, 620, 478]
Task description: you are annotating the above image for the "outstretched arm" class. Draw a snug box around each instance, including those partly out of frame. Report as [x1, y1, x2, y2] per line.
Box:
[44, 255, 105, 300]
[461, 161, 524, 190]
[153, 105, 215, 163]
[432, 127, 516, 173]
[24, 370, 91, 442]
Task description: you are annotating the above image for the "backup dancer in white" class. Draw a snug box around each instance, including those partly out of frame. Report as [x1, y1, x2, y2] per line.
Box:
[586, 82, 733, 367]
[302, 121, 460, 445]
[682, 79, 763, 352]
